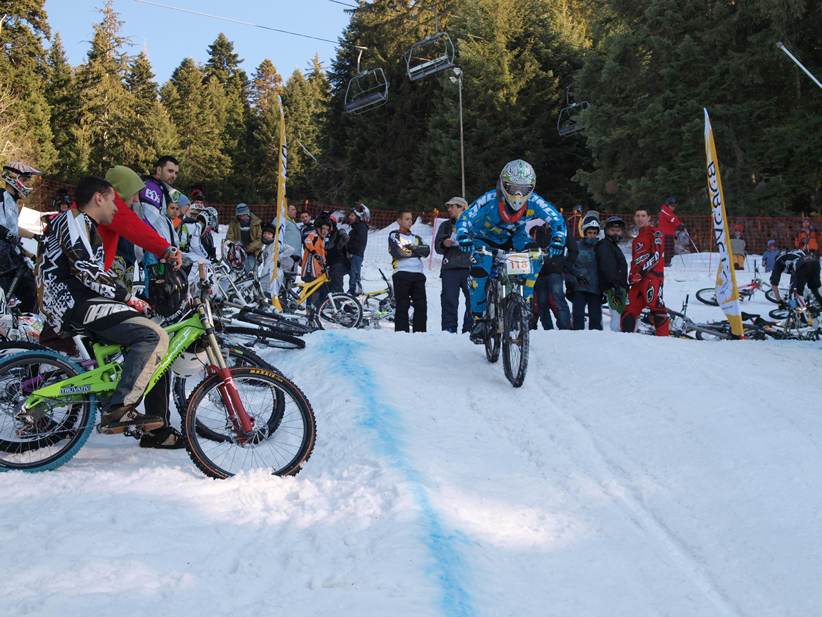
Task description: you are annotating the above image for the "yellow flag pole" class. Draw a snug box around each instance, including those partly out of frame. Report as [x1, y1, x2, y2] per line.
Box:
[704, 108, 744, 337]
[270, 95, 288, 311]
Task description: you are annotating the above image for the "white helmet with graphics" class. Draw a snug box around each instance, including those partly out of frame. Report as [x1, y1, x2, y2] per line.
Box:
[3, 162, 42, 198]
[498, 159, 536, 218]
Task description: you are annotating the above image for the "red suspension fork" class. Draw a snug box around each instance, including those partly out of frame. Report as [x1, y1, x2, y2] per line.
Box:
[215, 366, 255, 435]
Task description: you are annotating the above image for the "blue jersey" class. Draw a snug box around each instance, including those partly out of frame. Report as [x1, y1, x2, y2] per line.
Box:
[456, 189, 566, 250]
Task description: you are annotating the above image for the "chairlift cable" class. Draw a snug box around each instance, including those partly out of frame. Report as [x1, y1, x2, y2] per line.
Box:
[295, 139, 319, 163]
[132, 0, 354, 47]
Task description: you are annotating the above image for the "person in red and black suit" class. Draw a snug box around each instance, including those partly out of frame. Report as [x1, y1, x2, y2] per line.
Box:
[621, 206, 669, 336]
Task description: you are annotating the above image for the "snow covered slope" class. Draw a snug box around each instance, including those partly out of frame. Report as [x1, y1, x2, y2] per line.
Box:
[1, 269, 820, 616]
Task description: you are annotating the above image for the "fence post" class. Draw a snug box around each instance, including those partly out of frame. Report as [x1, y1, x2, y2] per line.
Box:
[429, 209, 439, 271]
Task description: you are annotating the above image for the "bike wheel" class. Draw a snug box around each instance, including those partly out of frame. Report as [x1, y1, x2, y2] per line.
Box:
[172, 344, 283, 417]
[221, 326, 306, 350]
[316, 293, 363, 329]
[0, 340, 47, 358]
[0, 351, 95, 471]
[233, 311, 312, 336]
[502, 293, 530, 387]
[769, 307, 789, 320]
[695, 288, 719, 306]
[485, 281, 501, 363]
[695, 324, 730, 341]
[764, 288, 778, 304]
[183, 367, 316, 479]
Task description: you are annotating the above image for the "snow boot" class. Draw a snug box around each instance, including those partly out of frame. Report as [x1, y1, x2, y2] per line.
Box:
[469, 320, 486, 345]
[139, 426, 185, 450]
[99, 405, 164, 435]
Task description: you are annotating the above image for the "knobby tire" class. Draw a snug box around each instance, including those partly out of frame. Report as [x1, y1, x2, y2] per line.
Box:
[182, 367, 316, 479]
[502, 293, 530, 388]
[485, 281, 501, 363]
[0, 351, 95, 472]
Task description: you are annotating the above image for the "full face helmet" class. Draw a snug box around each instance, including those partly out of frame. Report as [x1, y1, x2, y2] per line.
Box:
[226, 243, 247, 271]
[497, 159, 536, 223]
[604, 216, 626, 243]
[352, 203, 371, 223]
[2, 162, 42, 198]
[53, 191, 72, 211]
[197, 207, 218, 237]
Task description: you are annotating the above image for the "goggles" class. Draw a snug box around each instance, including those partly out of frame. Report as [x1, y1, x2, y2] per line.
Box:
[503, 182, 533, 197]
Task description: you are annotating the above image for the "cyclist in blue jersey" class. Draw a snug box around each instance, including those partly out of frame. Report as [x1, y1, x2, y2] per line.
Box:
[455, 160, 567, 343]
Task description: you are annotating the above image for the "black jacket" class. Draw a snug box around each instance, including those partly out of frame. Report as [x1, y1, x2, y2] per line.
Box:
[435, 218, 471, 271]
[595, 236, 628, 293]
[325, 221, 350, 266]
[347, 220, 368, 257]
[535, 229, 578, 277]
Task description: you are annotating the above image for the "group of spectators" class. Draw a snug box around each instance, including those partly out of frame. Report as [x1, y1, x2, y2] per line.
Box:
[393, 198, 665, 335]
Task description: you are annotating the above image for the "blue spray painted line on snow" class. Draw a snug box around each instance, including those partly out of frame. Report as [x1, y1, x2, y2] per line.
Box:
[327, 333, 476, 617]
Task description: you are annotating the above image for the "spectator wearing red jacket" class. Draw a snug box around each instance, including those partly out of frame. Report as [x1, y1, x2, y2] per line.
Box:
[621, 206, 669, 336]
[658, 197, 681, 267]
[102, 165, 182, 271]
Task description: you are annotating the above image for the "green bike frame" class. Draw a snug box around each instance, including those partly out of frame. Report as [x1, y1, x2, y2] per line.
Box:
[22, 312, 207, 410]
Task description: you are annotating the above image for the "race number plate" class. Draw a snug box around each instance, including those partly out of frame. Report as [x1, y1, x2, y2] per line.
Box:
[505, 253, 531, 275]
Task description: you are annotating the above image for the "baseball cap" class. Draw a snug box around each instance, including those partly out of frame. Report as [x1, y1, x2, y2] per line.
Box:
[445, 196, 468, 208]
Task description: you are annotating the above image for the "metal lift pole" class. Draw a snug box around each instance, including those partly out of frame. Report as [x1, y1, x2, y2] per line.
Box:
[777, 42, 822, 92]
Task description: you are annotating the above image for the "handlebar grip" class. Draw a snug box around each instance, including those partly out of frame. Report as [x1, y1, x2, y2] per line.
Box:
[198, 259, 207, 280]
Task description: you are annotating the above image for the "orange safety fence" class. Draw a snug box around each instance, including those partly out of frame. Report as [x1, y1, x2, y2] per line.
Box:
[32, 179, 812, 273]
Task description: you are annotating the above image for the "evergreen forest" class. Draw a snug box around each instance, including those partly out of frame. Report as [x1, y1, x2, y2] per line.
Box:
[2, 0, 821, 215]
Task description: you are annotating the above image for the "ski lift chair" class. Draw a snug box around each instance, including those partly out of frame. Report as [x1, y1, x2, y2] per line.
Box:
[344, 48, 389, 114]
[557, 100, 590, 137]
[405, 31, 456, 82]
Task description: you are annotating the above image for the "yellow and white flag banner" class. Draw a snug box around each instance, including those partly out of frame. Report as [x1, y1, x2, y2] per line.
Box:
[274, 95, 288, 266]
[704, 108, 744, 337]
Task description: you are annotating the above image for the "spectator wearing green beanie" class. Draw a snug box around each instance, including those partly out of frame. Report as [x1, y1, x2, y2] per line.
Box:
[105, 165, 146, 206]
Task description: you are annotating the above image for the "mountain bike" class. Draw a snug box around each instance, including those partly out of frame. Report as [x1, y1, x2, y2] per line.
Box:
[695, 261, 765, 306]
[280, 271, 363, 329]
[772, 290, 821, 340]
[0, 262, 316, 479]
[358, 269, 396, 328]
[476, 247, 541, 388]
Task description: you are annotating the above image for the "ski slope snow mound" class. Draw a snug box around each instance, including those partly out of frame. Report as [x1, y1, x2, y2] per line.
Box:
[1, 323, 821, 616]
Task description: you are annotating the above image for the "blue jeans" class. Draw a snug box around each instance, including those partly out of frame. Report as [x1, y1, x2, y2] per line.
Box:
[348, 254, 363, 294]
[572, 291, 603, 330]
[534, 273, 571, 330]
[243, 254, 257, 274]
[441, 268, 471, 332]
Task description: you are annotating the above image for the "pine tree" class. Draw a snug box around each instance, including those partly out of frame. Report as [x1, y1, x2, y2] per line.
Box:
[250, 59, 283, 114]
[280, 56, 331, 202]
[575, 0, 822, 214]
[45, 32, 77, 178]
[161, 58, 230, 198]
[72, 0, 135, 175]
[0, 0, 56, 171]
[122, 50, 180, 173]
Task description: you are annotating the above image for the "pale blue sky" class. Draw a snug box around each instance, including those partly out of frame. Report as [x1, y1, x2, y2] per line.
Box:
[44, 0, 355, 83]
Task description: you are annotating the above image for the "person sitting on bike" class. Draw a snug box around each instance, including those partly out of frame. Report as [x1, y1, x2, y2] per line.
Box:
[36, 176, 168, 436]
[455, 159, 566, 344]
[1, 162, 42, 313]
[770, 248, 807, 305]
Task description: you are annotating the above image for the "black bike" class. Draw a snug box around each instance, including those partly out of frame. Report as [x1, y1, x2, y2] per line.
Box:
[476, 247, 540, 388]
